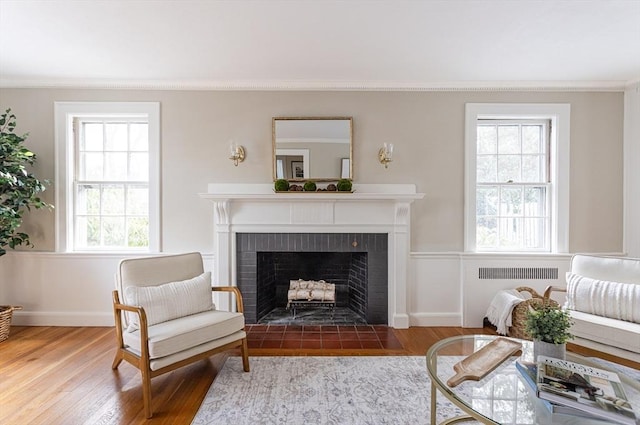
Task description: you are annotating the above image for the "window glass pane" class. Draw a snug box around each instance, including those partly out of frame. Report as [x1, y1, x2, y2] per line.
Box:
[103, 217, 125, 246]
[105, 123, 128, 151]
[129, 123, 148, 151]
[82, 123, 103, 151]
[500, 186, 522, 216]
[477, 126, 497, 154]
[521, 155, 542, 182]
[127, 185, 149, 215]
[127, 217, 149, 247]
[524, 186, 546, 216]
[104, 152, 128, 180]
[477, 217, 497, 248]
[102, 185, 125, 215]
[499, 217, 522, 248]
[476, 186, 498, 216]
[523, 218, 546, 249]
[76, 216, 101, 247]
[80, 152, 104, 180]
[497, 155, 520, 182]
[522, 125, 542, 154]
[76, 184, 100, 215]
[497, 126, 519, 154]
[129, 153, 149, 181]
[477, 156, 497, 182]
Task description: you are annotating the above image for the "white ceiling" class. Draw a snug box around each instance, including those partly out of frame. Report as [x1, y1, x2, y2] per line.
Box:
[1, 0, 639, 90]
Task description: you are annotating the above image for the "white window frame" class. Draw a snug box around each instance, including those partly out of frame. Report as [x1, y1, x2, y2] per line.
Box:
[464, 103, 570, 253]
[54, 102, 161, 252]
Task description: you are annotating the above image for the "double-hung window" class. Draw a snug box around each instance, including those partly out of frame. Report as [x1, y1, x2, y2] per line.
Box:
[465, 104, 570, 253]
[55, 102, 160, 252]
[476, 119, 550, 251]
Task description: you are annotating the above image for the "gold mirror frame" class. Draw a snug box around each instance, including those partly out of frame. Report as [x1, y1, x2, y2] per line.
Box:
[272, 117, 353, 182]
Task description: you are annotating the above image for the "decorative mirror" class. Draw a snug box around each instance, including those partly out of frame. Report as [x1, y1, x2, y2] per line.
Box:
[272, 117, 353, 182]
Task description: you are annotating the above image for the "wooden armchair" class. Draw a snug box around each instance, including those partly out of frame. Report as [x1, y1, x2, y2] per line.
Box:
[111, 252, 249, 418]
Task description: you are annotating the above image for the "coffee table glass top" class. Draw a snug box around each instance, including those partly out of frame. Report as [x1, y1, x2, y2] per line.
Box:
[426, 335, 640, 425]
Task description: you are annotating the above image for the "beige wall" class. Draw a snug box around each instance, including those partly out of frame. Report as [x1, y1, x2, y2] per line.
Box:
[0, 88, 624, 254]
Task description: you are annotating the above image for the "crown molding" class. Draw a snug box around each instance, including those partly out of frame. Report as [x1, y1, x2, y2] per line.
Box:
[0, 78, 631, 92]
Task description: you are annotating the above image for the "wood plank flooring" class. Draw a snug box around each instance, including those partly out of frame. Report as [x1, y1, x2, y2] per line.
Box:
[1, 325, 637, 425]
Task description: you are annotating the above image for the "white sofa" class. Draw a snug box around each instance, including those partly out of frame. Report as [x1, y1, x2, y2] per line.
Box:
[545, 254, 640, 363]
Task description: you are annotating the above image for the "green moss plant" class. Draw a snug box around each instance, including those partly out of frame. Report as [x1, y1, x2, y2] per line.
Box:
[336, 179, 352, 192]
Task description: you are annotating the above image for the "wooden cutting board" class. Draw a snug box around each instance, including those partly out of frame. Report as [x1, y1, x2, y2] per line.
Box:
[447, 337, 522, 387]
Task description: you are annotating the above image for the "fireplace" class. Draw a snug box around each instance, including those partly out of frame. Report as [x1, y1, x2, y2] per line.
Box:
[237, 233, 387, 324]
[200, 183, 423, 328]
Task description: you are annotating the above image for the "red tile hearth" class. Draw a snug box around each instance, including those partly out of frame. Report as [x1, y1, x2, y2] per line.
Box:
[246, 324, 404, 351]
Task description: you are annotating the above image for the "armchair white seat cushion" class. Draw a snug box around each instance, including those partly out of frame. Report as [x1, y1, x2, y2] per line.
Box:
[123, 309, 245, 360]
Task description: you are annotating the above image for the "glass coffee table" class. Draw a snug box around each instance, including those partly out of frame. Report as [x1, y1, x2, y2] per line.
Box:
[426, 335, 640, 425]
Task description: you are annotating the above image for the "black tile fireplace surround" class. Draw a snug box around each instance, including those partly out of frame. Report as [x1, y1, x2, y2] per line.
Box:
[236, 233, 388, 324]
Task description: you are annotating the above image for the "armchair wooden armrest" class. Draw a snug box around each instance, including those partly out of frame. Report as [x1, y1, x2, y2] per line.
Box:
[111, 290, 150, 363]
[211, 286, 245, 313]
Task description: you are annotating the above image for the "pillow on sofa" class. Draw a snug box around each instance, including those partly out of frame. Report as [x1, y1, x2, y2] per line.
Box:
[124, 271, 214, 331]
[565, 272, 640, 324]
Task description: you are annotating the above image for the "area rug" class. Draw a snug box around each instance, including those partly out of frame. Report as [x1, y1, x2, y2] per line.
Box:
[191, 356, 463, 425]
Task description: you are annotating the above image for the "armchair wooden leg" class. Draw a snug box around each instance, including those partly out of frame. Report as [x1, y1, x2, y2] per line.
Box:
[111, 350, 124, 370]
[141, 368, 153, 418]
[241, 338, 250, 372]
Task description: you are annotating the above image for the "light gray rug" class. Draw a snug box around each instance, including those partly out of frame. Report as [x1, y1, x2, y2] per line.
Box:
[191, 356, 463, 425]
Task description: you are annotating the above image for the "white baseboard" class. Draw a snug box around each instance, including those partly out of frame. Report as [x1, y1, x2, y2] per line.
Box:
[12, 311, 114, 327]
[392, 313, 410, 329]
[409, 313, 461, 327]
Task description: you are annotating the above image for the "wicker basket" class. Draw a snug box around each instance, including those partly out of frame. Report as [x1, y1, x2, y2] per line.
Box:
[0, 305, 22, 342]
[507, 287, 558, 340]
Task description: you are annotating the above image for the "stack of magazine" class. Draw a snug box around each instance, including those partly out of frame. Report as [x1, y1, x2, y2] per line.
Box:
[516, 355, 638, 425]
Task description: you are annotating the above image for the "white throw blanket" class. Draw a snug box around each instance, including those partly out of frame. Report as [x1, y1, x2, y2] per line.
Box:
[486, 289, 528, 335]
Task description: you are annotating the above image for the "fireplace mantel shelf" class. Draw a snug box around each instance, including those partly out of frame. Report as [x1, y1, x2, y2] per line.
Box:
[199, 183, 424, 202]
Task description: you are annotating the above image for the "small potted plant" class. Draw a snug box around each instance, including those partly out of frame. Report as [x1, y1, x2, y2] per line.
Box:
[525, 304, 573, 360]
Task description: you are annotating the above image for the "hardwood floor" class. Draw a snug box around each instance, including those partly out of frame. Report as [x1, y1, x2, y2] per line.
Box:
[1, 325, 638, 425]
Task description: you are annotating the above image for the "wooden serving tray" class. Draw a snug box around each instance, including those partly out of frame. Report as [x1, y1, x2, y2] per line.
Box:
[447, 337, 522, 387]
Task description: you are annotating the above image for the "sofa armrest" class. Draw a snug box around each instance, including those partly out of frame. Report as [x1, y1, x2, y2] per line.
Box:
[543, 285, 567, 301]
[212, 286, 245, 313]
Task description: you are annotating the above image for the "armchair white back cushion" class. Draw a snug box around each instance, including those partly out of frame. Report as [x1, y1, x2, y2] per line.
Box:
[116, 252, 208, 330]
[123, 271, 214, 331]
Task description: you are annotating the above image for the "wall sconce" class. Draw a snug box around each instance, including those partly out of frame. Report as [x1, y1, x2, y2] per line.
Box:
[229, 141, 245, 166]
[378, 143, 394, 168]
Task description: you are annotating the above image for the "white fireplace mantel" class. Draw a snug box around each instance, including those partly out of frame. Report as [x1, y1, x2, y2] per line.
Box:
[199, 183, 424, 328]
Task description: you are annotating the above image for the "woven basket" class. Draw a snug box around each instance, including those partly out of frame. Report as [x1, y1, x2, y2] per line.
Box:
[507, 287, 558, 340]
[0, 305, 22, 342]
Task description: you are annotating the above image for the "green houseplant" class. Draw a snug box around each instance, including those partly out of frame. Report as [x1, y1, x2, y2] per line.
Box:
[0, 108, 52, 256]
[0, 109, 52, 341]
[525, 304, 573, 359]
